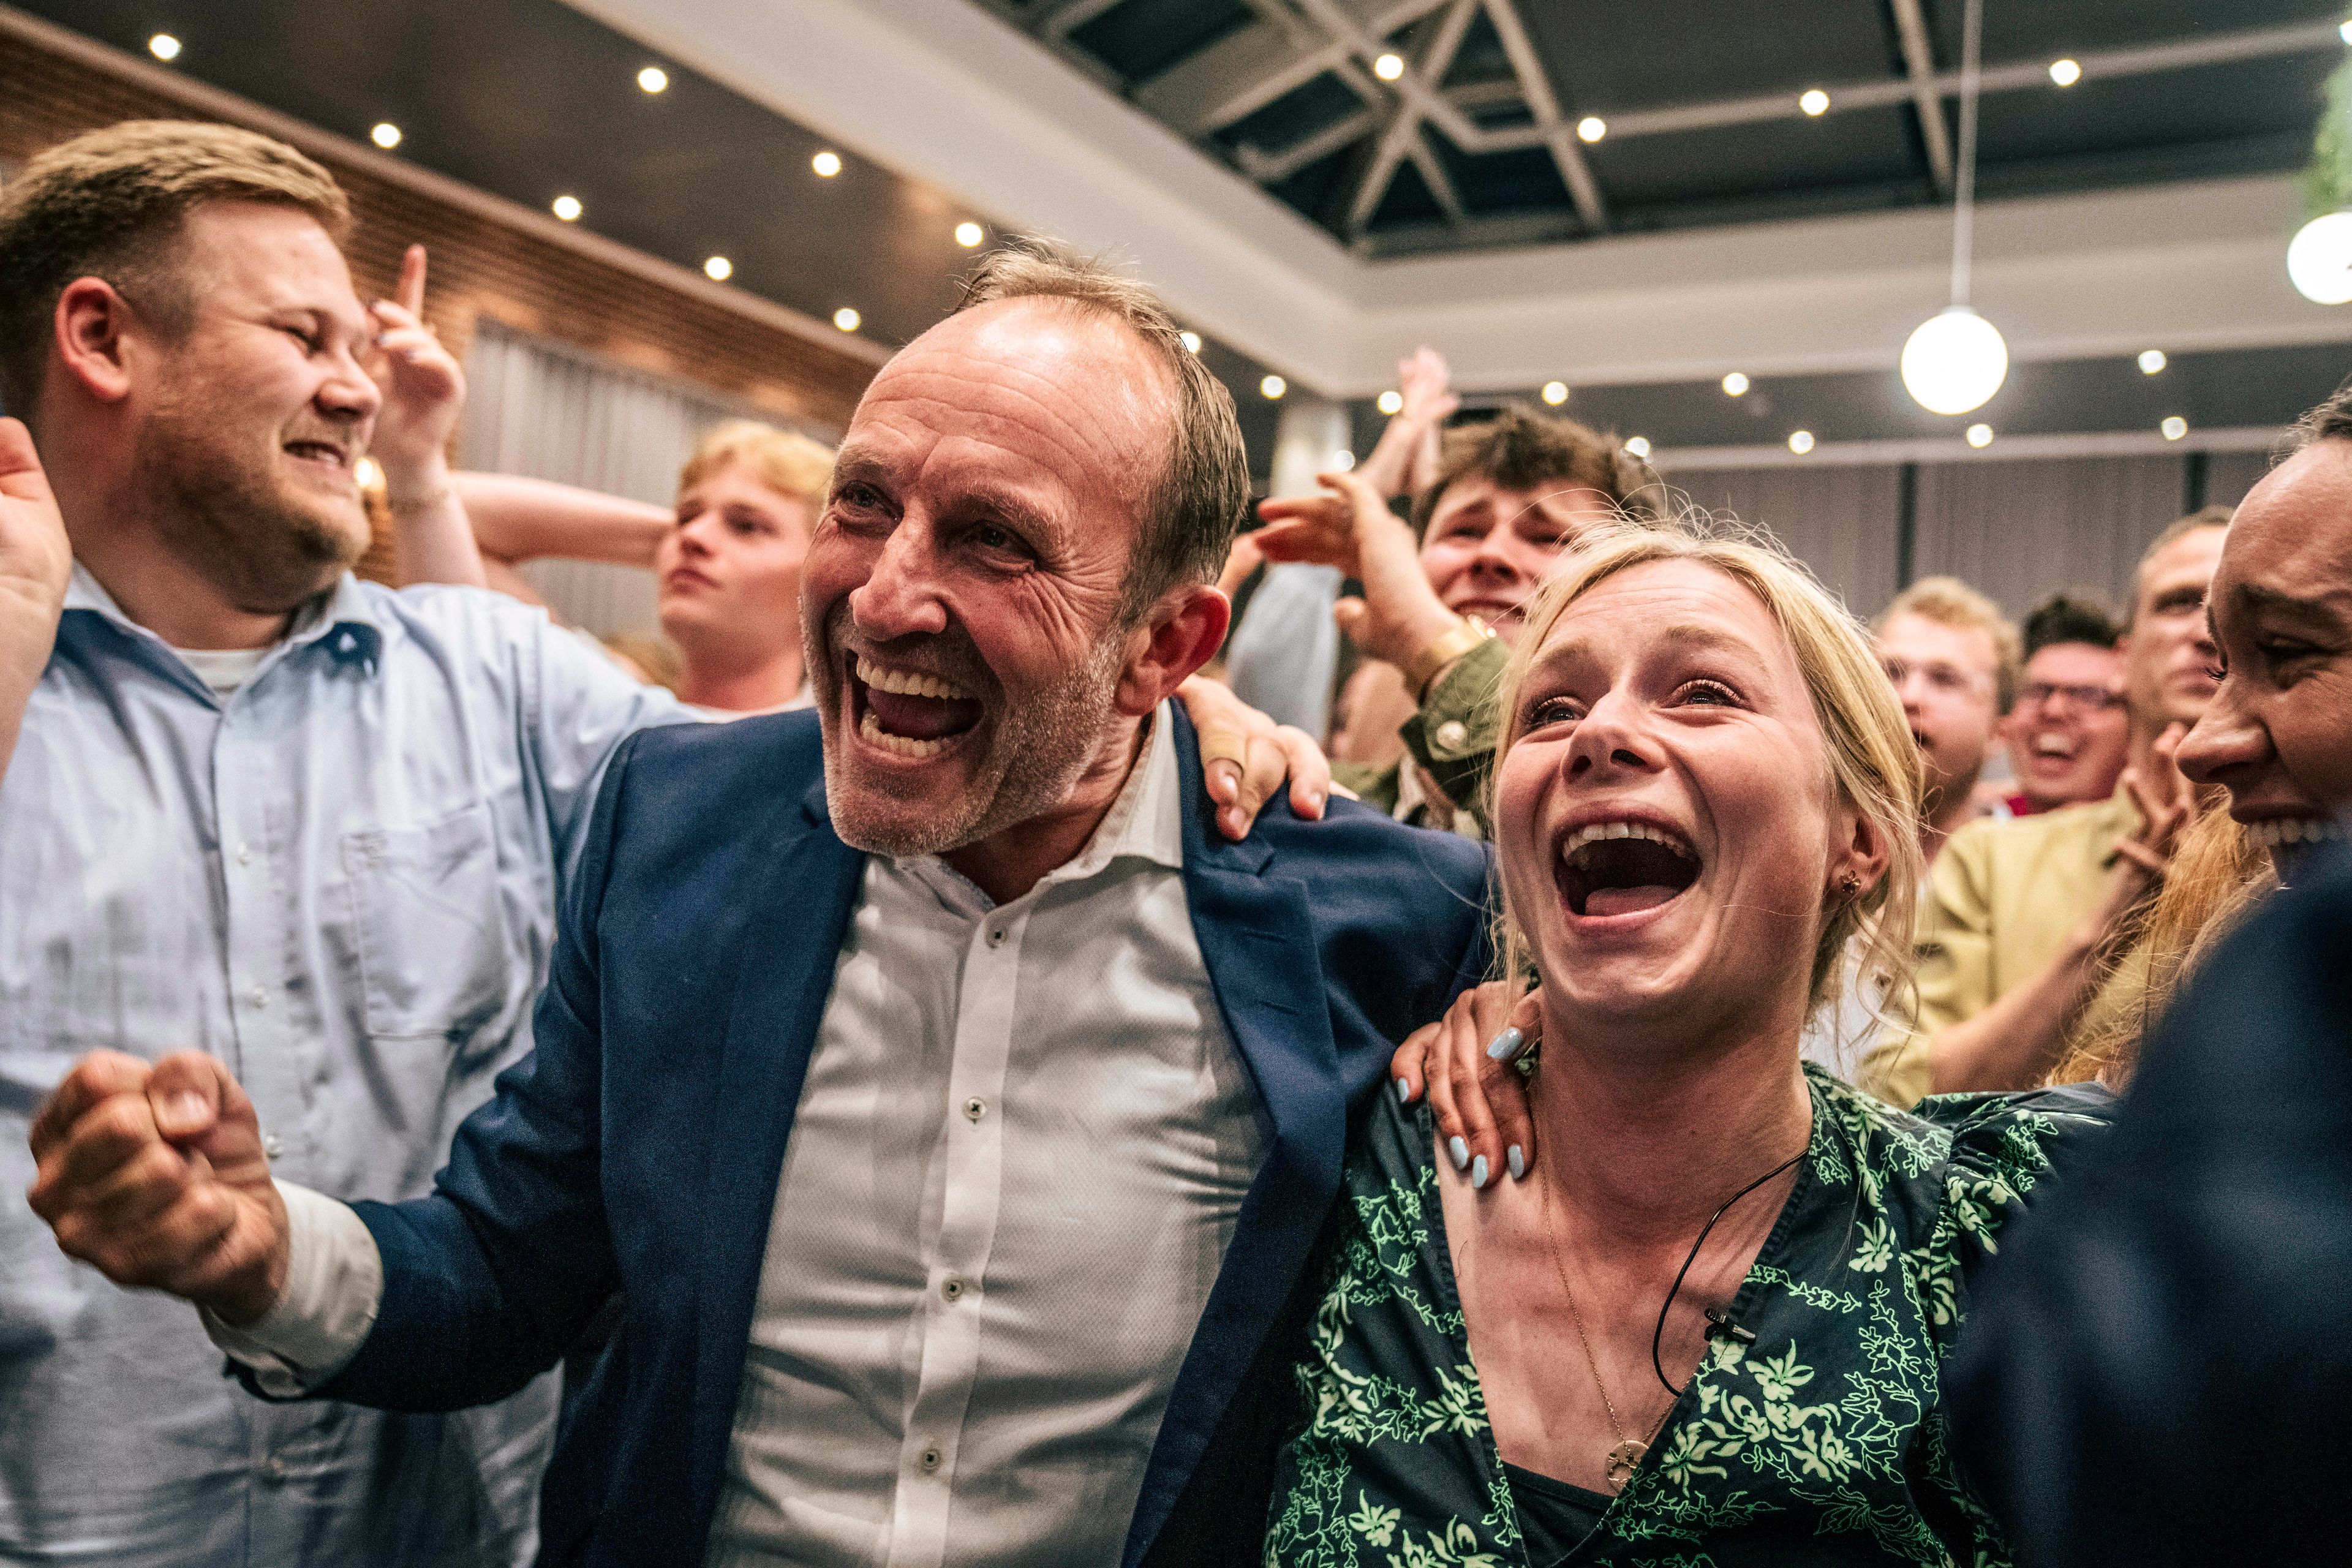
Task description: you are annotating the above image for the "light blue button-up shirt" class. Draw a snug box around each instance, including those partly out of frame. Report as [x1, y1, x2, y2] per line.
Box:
[0, 567, 688, 1564]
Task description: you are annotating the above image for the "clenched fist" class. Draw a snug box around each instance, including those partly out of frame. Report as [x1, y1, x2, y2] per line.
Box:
[27, 1050, 289, 1325]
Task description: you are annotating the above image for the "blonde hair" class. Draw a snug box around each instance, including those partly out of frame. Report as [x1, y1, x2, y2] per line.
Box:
[1490, 516, 1924, 1019]
[681, 420, 835, 511]
[1876, 575, 2022, 712]
[2054, 805, 2273, 1088]
[0, 120, 351, 419]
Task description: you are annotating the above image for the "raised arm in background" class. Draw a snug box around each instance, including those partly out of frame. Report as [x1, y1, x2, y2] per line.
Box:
[0, 418, 72, 782]
[1352, 347, 1457, 500]
[364, 246, 486, 590]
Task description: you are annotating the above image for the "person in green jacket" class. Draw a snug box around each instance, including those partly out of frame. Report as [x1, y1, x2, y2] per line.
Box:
[1256, 404, 1662, 834]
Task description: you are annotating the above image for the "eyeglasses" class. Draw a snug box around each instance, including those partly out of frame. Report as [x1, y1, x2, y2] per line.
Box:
[2018, 681, 2122, 712]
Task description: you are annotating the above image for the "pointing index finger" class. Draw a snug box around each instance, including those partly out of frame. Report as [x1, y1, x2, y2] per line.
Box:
[394, 244, 428, 317]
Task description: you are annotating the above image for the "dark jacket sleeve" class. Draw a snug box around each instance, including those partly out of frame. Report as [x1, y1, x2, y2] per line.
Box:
[1943, 847, 2352, 1567]
[313, 731, 644, 1412]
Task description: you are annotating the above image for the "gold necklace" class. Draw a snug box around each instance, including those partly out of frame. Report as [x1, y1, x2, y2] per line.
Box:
[1534, 1173, 1665, 1493]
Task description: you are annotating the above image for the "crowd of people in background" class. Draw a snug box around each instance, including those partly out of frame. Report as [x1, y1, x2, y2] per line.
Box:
[2, 115, 2348, 1568]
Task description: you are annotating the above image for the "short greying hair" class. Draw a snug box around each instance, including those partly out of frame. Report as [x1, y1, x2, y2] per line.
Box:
[0, 121, 350, 421]
[951, 239, 1250, 617]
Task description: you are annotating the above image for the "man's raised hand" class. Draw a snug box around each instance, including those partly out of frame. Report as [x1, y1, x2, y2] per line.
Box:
[0, 417, 70, 654]
[27, 1050, 289, 1325]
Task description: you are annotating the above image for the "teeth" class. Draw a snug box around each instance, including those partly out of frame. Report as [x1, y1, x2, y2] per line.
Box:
[2247, 818, 2342, 848]
[855, 655, 974, 701]
[1561, 820, 1691, 861]
[2033, 737, 2073, 757]
[859, 709, 946, 758]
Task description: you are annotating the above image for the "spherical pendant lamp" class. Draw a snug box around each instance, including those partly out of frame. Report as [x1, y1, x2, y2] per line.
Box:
[1902, 0, 2007, 417]
[1902, 306, 2009, 416]
[2288, 211, 2352, 305]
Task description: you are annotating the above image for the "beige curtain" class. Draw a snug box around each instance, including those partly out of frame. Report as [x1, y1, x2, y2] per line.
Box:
[456, 320, 821, 636]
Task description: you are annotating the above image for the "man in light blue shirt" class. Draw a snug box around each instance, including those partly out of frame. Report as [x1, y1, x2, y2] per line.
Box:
[0, 121, 686, 1564]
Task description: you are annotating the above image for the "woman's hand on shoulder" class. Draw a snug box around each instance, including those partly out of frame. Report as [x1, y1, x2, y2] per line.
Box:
[1390, 981, 1541, 1188]
[1177, 676, 1333, 841]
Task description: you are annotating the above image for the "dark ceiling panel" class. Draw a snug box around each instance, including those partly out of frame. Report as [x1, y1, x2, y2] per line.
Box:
[1069, 0, 1254, 81]
[1973, 52, 2335, 167]
[1215, 69, 1363, 153]
[1964, 0, 2343, 63]
[1526, 0, 1902, 117]
[1591, 104, 1929, 210]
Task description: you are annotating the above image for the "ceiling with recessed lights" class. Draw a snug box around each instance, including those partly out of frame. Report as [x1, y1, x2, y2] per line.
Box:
[15, 0, 2352, 465]
[985, 0, 2346, 257]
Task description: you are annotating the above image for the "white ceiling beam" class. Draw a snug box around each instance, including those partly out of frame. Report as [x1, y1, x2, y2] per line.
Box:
[1474, 0, 1607, 230]
[1136, 0, 1453, 137]
[1236, 106, 1383, 182]
[1344, 0, 1477, 235]
[1888, 0, 1954, 193]
[1481, 17, 2342, 148]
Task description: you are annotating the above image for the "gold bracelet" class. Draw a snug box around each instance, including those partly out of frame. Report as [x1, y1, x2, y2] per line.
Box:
[1402, 616, 1491, 701]
[384, 486, 453, 514]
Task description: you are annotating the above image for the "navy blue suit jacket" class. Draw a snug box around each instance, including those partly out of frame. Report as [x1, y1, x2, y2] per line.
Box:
[1945, 845, 2352, 1566]
[312, 706, 1491, 1566]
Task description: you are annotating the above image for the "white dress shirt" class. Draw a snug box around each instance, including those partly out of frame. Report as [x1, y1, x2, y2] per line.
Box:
[214, 705, 1267, 1568]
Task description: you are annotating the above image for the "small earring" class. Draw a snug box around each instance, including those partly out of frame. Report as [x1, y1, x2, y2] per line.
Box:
[1839, 871, 1863, 896]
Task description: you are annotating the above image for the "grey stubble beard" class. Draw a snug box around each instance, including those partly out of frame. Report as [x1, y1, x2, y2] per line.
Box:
[809, 598, 1132, 860]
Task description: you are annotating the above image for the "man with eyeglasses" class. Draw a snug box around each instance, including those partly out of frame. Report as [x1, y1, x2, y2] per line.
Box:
[1861, 509, 2230, 1105]
[2000, 594, 2131, 816]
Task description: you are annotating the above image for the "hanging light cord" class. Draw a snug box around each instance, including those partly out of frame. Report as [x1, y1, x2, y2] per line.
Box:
[1950, 0, 1985, 307]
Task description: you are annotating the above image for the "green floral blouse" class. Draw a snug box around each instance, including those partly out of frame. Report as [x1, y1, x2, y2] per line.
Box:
[1264, 1066, 2111, 1567]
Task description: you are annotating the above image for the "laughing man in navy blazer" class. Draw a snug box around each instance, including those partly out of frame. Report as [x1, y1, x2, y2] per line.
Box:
[30, 244, 1491, 1567]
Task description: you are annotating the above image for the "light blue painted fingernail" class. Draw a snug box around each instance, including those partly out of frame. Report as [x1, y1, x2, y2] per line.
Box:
[1486, 1026, 1525, 1061]
[1395, 1076, 1412, 1103]
[1507, 1145, 1526, 1180]
[1449, 1136, 1469, 1170]
[1471, 1155, 1490, 1189]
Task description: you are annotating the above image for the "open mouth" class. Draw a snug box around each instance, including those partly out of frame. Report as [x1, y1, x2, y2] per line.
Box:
[284, 439, 350, 473]
[1557, 820, 1702, 918]
[848, 653, 985, 760]
[2030, 733, 2078, 760]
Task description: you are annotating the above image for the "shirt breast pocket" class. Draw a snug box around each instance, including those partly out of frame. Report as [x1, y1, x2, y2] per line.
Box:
[341, 802, 515, 1041]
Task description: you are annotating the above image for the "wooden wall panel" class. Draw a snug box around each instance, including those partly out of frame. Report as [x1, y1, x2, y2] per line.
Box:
[0, 10, 877, 434]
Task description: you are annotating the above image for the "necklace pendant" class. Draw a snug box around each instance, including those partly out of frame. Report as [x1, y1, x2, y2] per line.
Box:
[1603, 1438, 1648, 1492]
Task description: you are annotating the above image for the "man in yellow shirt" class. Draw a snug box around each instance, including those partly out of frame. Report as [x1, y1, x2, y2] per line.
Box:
[1862, 507, 2230, 1105]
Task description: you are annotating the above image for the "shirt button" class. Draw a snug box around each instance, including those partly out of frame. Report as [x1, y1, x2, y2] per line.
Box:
[984, 925, 1007, 949]
[919, 1447, 941, 1474]
[963, 1097, 987, 1122]
[259, 1455, 287, 1482]
[248, 985, 268, 1010]
[263, 1134, 284, 1159]
[235, 843, 252, 866]
[940, 1275, 965, 1303]
[1434, 720, 1469, 750]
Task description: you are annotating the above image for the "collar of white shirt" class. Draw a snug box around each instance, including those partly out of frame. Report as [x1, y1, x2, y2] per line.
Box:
[891, 699, 1183, 916]
[62, 561, 386, 680]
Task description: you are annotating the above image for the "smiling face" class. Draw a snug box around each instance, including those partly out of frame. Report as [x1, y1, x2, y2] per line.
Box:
[657, 458, 815, 669]
[2177, 445, 2352, 874]
[127, 202, 379, 612]
[1876, 611, 2000, 814]
[800, 296, 1175, 858]
[2123, 524, 2226, 732]
[1419, 478, 1618, 641]
[2003, 641, 2129, 810]
[1495, 558, 1871, 1044]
